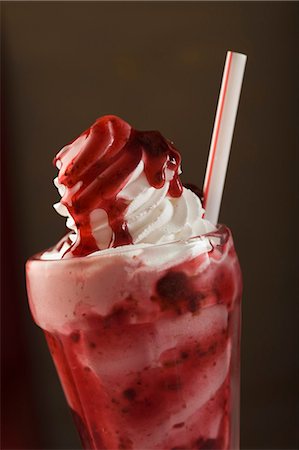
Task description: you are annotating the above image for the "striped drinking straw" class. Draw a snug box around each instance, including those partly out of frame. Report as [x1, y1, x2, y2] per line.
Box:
[203, 51, 247, 224]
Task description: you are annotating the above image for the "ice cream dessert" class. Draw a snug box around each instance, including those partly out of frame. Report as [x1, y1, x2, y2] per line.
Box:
[43, 115, 214, 259]
[26, 115, 242, 450]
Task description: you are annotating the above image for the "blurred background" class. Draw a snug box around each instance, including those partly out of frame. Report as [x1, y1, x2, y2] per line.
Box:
[1, 2, 298, 449]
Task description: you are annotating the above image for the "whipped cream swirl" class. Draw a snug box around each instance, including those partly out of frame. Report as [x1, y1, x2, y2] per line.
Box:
[44, 115, 215, 259]
[117, 162, 213, 244]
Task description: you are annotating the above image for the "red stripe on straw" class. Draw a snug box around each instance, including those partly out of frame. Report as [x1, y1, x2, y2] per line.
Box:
[203, 51, 233, 209]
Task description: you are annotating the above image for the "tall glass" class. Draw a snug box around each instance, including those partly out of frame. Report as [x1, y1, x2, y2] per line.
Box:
[26, 226, 242, 450]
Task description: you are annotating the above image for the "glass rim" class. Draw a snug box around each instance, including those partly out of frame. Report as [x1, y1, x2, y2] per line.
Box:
[27, 224, 231, 264]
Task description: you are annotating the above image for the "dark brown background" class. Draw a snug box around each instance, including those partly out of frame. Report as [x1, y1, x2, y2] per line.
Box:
[1, 1, 298, 449]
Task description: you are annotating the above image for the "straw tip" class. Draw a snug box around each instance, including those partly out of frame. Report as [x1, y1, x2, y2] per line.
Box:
[227, 50, 247, 61]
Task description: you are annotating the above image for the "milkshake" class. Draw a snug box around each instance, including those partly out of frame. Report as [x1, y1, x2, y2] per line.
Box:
[26, 115, 242, 449]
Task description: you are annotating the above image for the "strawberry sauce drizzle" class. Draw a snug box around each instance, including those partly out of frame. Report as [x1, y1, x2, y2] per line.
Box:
[55, 116, 183, 257]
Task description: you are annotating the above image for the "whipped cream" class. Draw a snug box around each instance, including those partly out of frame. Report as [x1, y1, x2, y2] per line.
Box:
[42, 115, 215, 260]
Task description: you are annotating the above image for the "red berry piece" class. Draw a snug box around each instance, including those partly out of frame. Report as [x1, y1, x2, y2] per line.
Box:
[156, 271, 189, 300]
[155, 271, 192, 312]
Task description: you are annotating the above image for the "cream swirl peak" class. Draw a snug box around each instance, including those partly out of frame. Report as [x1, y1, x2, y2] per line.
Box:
[51, 115, 214, 258]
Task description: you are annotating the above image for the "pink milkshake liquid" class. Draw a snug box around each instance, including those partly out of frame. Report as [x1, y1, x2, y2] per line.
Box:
[26, 225, 242, 450]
